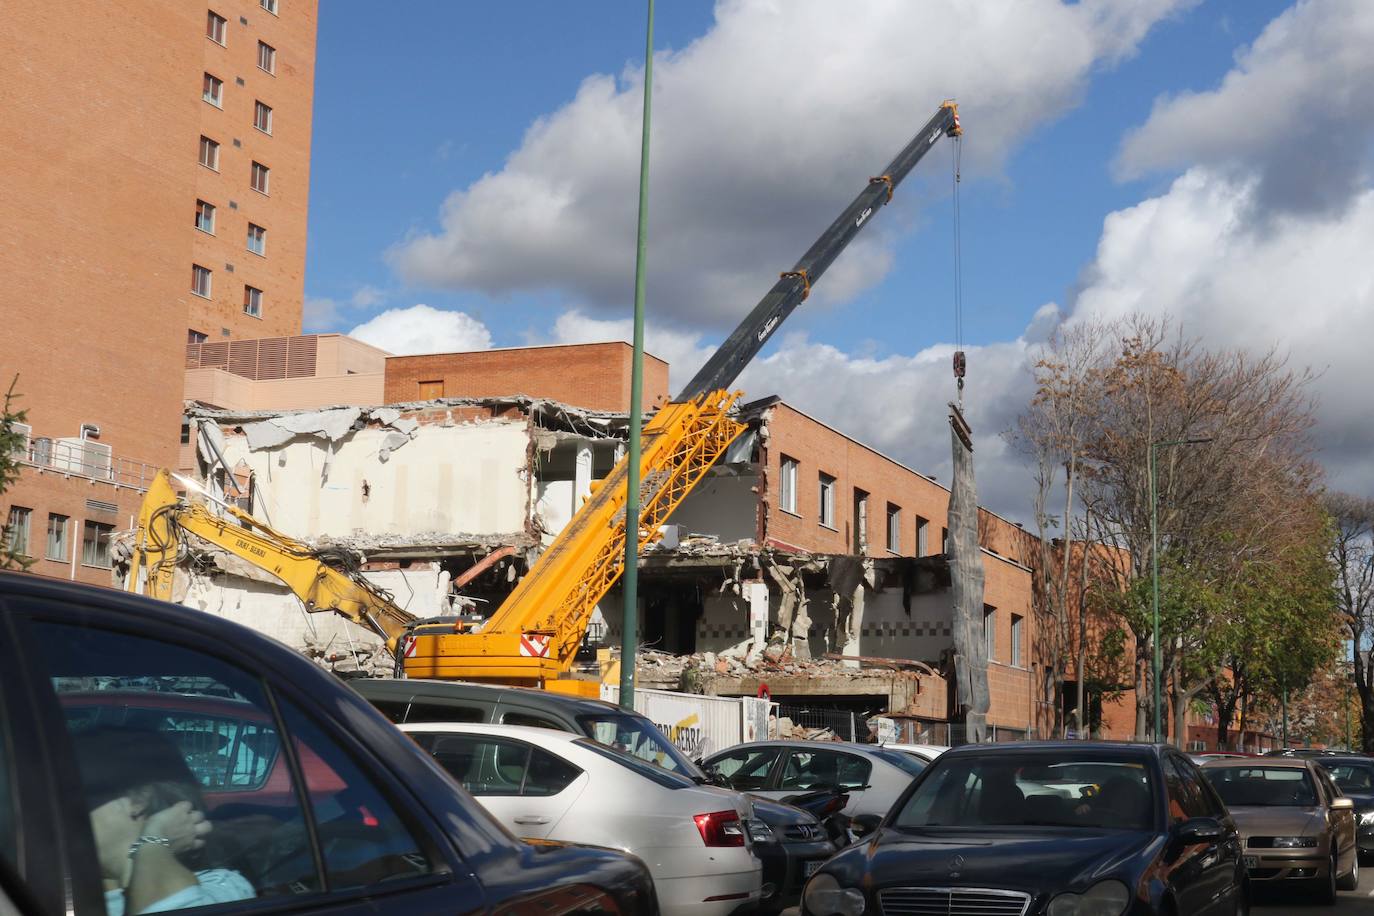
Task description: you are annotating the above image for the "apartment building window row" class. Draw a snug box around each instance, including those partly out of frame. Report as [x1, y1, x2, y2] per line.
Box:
[5, 507, 31, 557]
[82, 521, 114, 568]
[195, 200, 216, 234]
[258, 41, 276, 74]
[886, 503, 901, 553]
[199, 135, 220, 170]
[192, 264, 213, 298]
[818, 473, 836, 529]
[261, 0, 278, 14]
[206, 10, 227, 44]
[244, 285, 263, 318]
[247, 223, 267, 256]
[779, 456, 798, 514]
[46, 513, 69, 562]
[254, 101, 273, 134]
[251, 161, 270, 194]
[203, 72, 223, 107]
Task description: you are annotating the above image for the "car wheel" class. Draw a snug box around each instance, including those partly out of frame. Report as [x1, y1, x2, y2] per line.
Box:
[1338, 848, 1360, 891]
[1318, 853, 1338, 904]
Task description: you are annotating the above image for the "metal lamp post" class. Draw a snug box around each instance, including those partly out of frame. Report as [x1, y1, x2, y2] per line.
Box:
[1149, 436, 1212, 743]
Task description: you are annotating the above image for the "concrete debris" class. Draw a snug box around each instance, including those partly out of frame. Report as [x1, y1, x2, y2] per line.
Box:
[768, 716, 840, 742]
[636, 646, 929, 693]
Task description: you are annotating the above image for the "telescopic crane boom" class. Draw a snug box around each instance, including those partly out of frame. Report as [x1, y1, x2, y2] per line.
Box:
[404, 102, 962, 693]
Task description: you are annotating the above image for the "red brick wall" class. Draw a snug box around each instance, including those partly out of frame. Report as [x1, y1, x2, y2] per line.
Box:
[384, 343, 671, 413]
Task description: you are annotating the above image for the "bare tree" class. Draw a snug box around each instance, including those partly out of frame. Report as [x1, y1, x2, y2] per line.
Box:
[1326, 492, 1374, 751]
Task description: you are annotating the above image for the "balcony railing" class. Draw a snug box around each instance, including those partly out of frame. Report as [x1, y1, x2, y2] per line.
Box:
[14, 436, 160, 492]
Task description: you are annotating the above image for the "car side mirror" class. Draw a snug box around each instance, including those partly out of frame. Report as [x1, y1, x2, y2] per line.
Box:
[1332, 797, 1355, 811]
[1176, 817, 1224, 844]
[851, 814, 882, 839]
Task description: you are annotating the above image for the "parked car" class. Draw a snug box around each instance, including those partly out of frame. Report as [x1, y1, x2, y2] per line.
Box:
[701, 741, 926, 818]
[399, 721, 760, 916]
[801, 742, 1248, 916]
[0, 573, 655, 915]
[1316, 755, 1374, 861]
[1203, 756, 1359, 902]
[1191, 752, 1251, 765]
[352, 676, 710, 779]
[1264, 747, 1340, 758]
[879, 742, 950, 764]
[745, 793, 840, 912]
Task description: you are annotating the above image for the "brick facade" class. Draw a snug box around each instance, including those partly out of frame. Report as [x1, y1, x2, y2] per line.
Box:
[384, 342, 670, 413]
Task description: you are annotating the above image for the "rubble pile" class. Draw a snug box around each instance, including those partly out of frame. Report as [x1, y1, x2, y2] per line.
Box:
[635, 645, 932, 693]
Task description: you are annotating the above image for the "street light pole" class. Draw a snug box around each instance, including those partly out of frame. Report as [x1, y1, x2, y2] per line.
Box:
[1149, 437, 1212, 744]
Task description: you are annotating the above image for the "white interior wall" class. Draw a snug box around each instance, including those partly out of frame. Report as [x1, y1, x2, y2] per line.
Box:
[220, 421, 531, 539]
[668, 470, 758, 544]
[181, 575, 384, 657]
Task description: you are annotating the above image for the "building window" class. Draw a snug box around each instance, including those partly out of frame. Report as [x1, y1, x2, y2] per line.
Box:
[942, 526, 949, 554]
[243, 285, 263, 318]
[886, 503, 901, 553]
[258, 41, 276, 73]
[261, 0, 278, 13]
[46, 513, 69, 562]
[1010, 614, 1024, 667]
[246, 223, 267, 256]
[188, 329, 208, 344]
[191, 264, 212, 298]
[779, 456, 798, 514]
[250, 161, 270, 194]
[5, 507, 31, 557]
[984, 606, 997, 662]
[254, 100, 273, 134]
[818, 473, 836, 529]
[916, 515, 929, 556]
[199, 135, 220, 170]
[206, 10, 227, 44]
[202, 72, 223, 107]
[82, 521, 114, 568]
[195, 200, 216, 234]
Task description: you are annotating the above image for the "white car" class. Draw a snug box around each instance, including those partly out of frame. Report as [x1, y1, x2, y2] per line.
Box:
[401, 722, 762, 916]
[880, 742, 951, 764]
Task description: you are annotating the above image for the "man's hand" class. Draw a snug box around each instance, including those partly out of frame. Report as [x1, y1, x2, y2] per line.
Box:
[145, 801, 213, 854]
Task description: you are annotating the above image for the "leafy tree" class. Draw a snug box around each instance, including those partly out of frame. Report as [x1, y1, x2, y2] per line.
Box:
[1325, 492, 1374, 750]
[0, 376, 30, 570]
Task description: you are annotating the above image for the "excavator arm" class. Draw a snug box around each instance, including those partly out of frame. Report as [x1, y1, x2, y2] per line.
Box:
[408, 103, 962, 692]
[126, 469, 416, 657]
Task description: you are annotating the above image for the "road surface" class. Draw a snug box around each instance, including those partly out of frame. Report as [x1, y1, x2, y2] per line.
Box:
[1255, 867, 1374, 913]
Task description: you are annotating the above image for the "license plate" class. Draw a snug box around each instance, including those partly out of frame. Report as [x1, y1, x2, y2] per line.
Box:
[1243, 856, 1260, 868]
[805, 860, 824, 877]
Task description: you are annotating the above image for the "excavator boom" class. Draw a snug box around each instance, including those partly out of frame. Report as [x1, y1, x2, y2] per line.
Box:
[412, 103, 962, 692]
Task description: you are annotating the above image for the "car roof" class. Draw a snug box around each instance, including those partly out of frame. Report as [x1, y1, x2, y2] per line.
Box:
[1203, 756, 1313, 769]
[939, 741, 1165, 758]
[399, 722, 584, 744]
[711, 741, 933, 757]
[352, 677, 632, 716]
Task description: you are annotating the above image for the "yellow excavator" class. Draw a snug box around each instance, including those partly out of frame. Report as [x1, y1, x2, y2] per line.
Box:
[127, 102, 961, 696]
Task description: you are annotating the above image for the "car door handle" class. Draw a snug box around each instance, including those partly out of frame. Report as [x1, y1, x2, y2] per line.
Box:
[514, 815, 551, 825]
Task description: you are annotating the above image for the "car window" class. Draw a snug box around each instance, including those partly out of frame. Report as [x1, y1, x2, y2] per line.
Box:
[575, 713, 697, 776]
[1203, 766, 1319, 808]
[1163, 756, 1209, 822]
[274, 698, 433, 889]
[423, 735, 528, 795]
[706, 747, 781, 791]
[32, 621, 321, 911]
[501, 711, 564, 731]
[1324, 763, 1374, 793]
[1316, 768, 1342, 802]
[1169, 756, 1222, 818]
[523, 748, 582, 797]
[871, 748, 928, 777]
[778, 751, 872, 792]
[390, 699, 486, 725]
[894, 754, 1155, 831]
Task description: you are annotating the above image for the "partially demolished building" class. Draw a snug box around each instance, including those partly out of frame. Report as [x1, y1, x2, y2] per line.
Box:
[174, 338, 1042, 742]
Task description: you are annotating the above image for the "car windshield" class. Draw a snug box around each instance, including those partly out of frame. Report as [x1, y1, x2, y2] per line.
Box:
[871, 748, 928, 777]
[893, 754, 1156, 831]
[575, 738, 697, 790]
[1205, 766, 1318, 807]
[576, 713, 701, 778]
[1322, 762, 1374, 794]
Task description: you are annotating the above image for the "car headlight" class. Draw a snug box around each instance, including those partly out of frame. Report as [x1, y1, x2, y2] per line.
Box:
[802, 872, 865, 916]
[1047, 879, 1131, 916]
[1271, 836, 1318, 848]
[748, 819, 777, 844]
[1359, 811, 1374, 827]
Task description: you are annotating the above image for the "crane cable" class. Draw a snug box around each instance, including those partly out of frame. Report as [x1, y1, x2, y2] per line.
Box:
[951, 132, 966, 406]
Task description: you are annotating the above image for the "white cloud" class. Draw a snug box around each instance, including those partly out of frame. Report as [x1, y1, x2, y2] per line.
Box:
[1116, 0, 1374, 216]
[390, 0, 1194, 324]
[348, 304, 493, 356]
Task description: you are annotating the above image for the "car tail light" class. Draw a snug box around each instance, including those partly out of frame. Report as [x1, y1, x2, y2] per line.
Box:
[694, 810, 746, 847]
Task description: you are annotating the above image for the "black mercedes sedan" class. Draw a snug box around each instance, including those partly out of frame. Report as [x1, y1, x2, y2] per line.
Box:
[1317, 755, 1374, 861]
[800, 742, 1247, 916]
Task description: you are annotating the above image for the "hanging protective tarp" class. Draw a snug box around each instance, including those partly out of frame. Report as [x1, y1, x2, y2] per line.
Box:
[947, 402, 989, 743]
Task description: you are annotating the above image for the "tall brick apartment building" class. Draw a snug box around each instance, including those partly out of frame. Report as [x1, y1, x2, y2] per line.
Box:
[0, 0, 316, 584]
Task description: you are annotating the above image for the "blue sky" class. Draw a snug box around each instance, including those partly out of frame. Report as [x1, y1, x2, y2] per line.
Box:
[300, 0, 1374, 519]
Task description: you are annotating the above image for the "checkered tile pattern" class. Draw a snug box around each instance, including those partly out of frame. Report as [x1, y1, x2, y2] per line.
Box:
[698, 623, 750, 641]
[860, 621, 951, 639]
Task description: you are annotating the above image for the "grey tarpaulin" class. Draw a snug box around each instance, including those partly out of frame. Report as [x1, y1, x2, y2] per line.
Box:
[948, 402, 989, 742]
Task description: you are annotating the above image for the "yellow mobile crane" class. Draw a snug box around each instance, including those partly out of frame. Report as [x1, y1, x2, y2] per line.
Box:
[127, 468, 418, 663]
[404, 102, 963, 695]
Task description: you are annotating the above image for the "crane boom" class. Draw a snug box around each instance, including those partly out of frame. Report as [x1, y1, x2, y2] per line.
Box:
[406, 102, 962, 693]
[126, 469, 417, 657]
